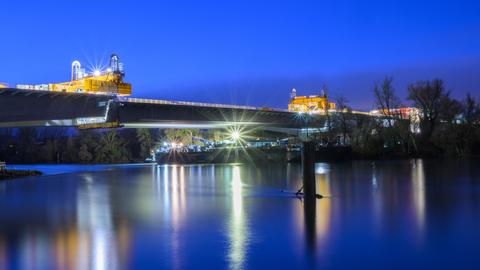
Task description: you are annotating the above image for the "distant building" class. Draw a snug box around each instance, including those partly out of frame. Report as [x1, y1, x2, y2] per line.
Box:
[369, 107, 418, 119]
[370, 107, 421, 133]
[288, 88, 336, 114]
[14, 54, 131, 96]
[0, 82, 8, 88]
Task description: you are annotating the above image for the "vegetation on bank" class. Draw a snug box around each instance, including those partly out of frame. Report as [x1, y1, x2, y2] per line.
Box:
[0, 128, 224, 164]
[322, 77, 480, 159]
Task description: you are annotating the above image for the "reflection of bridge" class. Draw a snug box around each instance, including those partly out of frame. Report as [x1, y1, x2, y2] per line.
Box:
[0, 88, 335, 133]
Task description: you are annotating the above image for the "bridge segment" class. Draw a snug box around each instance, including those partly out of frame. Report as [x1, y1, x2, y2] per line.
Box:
[0, 88, 328, 132]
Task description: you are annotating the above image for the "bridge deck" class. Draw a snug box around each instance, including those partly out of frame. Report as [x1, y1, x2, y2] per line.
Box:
[0, 88, 334, 130]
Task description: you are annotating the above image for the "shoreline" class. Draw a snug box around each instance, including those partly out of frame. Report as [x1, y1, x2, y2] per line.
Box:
[3, 155, 477, 179]
[0, 170, 42, 180]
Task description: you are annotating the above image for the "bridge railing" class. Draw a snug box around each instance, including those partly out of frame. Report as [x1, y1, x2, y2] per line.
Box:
[124, 98, 375, 116]
[126, 97, 289, 112]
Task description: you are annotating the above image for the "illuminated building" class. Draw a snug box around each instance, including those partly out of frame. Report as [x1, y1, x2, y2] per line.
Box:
[288, 88, 336, 114]
[369, 107, 420, 120]
[0, 83, 7, 88]
[369, 107, 421, 133]
[16, 54, 132, 96]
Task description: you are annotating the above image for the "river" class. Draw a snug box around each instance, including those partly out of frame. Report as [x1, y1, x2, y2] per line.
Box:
[0, 160, 479, 269]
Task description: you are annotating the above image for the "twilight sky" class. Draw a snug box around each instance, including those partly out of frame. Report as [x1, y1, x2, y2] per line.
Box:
[1, 0, 479, 110]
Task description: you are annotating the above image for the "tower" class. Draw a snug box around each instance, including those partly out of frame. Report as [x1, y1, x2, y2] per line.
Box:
[71, 61, 83, 81]
[110, 54, 125, 74]
[321, 85, 328, 98]
[290, 88, 297, 99]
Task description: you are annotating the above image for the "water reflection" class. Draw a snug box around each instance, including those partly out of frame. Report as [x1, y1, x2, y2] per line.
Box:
[411, 159, 426, 234]
[0, 160, 479, 269]
[76, 177, 121, 270]
[156, 165, 187, 269]
[315, 163, 331, 244]
[227, 166, 250, 270]
[371, 162, 383, 231]
[301, 163, 331, 256]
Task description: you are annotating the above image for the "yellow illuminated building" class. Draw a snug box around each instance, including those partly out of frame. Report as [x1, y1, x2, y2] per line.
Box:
[16, 54, 132, 96]
[49, 72, 131, 96]
[288, 88, 336, 114]
[0, 83, 7, 88]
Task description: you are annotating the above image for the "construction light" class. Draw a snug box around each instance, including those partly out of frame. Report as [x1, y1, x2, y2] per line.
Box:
[231, 130, 241, 141]
[93, 70, 101, 77]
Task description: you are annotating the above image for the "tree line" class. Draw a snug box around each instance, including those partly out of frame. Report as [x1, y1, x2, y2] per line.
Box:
[0, 128, 223, 164]
[327, 77, 480, 158]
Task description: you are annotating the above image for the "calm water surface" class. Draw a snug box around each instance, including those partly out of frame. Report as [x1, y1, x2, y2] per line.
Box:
[0, 160, 479, 269]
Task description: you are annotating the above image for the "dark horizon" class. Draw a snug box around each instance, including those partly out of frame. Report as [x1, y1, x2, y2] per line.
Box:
[1, 0, 479, 110]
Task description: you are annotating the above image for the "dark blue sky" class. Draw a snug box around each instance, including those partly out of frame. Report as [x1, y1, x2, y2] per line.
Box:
[1, 0, 479, 109]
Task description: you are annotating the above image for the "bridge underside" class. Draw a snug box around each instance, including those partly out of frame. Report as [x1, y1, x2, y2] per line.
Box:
[121, 122, 303, 135]
[0, 88, 329, 134]
[0, 88, 110, 127]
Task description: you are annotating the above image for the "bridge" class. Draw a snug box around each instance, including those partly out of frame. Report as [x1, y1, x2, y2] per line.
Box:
[0, 88, 335, 133]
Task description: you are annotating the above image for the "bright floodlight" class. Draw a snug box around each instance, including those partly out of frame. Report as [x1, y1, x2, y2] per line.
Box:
[93, 70, 101, 77]
[231, 130, 241, 141]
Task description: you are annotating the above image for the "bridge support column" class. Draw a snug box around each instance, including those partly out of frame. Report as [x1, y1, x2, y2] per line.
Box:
[302, 141, 316, 199]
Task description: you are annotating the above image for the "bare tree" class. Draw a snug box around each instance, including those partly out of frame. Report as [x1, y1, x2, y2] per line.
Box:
[451, 93, 480, 156]
[372, 77, 409, 152]
[334, 96, 351, 144]
[373, 76, 402, 125]
[463, 93, 480, 126]
[407, 79, 448, 141]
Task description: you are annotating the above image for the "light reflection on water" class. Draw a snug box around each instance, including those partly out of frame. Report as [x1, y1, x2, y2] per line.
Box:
[411, 159, 426, 234]
[315, 164, 331, 249]
[0, 160, 479, 269]
[228, 166, 249, 270]
[76, 180, 117, 270]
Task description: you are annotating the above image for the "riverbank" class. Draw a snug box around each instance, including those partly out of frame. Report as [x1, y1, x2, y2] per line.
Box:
[155, 146, 479, 165]
[156, 148, 299, 164]
[4, 163, 155, 178]
[0, 169, 42, 180]
[156, 146, 354, 164]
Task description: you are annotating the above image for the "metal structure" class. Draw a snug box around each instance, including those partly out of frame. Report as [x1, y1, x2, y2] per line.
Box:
[71, 60, 84, 81]
[16, 54, 132, 96]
